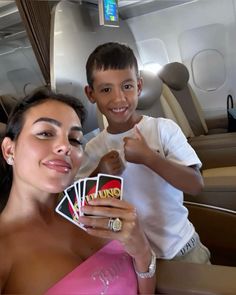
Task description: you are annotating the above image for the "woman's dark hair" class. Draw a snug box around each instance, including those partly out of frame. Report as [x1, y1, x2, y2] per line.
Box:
[86, 42, 139, 88]
[0, 88, 86, 212]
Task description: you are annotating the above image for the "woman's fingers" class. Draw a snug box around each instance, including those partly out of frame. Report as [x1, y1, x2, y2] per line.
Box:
[78, 215, 136, 241]
[88, 197, 134, 209]
[80, 205, 136, 220]
[78, 216, 109, 229]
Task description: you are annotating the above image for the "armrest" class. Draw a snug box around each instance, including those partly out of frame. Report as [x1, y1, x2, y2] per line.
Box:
[156, 260, 236, 295]
[184, 176, 236, 211]
[205, 114, 228, 130]
[189, 132, 236, 142]
[189, 139, 236, 168]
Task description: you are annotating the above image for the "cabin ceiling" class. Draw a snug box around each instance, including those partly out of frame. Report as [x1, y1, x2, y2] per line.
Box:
[0, 0, 197, 48]
[0, 1, 23, 42]
[83, 0, 198, 19]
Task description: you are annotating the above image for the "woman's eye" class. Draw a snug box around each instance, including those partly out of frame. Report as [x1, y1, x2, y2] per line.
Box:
[69, 138, 83, 146]
[36, 131, 53, 138]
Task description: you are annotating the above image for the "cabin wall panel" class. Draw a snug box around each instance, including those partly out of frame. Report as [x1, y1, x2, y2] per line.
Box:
[0, 38, 44, 97]
[126, 0, 236, 120]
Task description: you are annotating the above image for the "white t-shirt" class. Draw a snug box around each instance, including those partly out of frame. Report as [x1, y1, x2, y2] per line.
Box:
[78, 116, 202, 259]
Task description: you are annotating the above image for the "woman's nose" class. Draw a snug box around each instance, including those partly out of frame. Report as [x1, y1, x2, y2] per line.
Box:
[54, 140, 71, 156]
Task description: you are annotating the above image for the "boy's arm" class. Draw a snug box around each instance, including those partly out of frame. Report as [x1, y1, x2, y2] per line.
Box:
[144, 150, 203, 195]
[124, 126, 204, 195]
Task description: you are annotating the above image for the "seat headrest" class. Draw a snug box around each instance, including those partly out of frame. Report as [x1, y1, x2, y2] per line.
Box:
[159, 62, 189, 90]
[137, 70, 163, 110]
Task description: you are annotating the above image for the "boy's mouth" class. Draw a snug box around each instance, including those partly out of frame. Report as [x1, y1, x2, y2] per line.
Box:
[111, 107, 127, 113]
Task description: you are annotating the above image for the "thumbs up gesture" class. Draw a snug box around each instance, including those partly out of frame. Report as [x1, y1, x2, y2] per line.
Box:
[123, 125, 151, 164]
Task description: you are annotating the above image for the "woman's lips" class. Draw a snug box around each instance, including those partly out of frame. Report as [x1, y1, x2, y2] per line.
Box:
[43, 160, 72, 173]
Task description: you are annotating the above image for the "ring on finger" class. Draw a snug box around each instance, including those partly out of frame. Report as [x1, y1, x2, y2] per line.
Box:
[107, 217, 122, 232]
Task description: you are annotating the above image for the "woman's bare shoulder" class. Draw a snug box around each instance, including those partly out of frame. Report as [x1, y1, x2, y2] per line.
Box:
[0, 220, 12, 294]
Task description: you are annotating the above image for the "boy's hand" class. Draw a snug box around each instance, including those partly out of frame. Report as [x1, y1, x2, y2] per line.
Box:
[97, 150, 125, 175]
[123, 125, 152, 164]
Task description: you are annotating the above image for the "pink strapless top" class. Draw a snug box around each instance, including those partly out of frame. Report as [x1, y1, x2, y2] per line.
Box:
[44, 240, 138, 295]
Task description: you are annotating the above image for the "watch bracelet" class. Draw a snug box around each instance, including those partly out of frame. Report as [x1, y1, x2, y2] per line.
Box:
[133, 249, 156, 279]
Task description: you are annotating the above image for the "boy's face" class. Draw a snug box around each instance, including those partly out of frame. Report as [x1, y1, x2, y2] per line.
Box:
[85, 67, 143, 133]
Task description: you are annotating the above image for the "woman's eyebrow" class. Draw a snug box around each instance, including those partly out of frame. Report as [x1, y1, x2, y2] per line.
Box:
[33, 117, 82, 131]
[33, 117, 61, 126]
[71, 126, 83, 132]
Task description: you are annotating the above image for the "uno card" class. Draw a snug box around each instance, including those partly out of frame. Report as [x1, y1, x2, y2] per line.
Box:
[55, 194, 81, 227]
[74, 179, 85, 216]
[82, 177, 98, 206]
[81, 177, 97, 216]
[65, 184, 79, 217]
[95, 174, 123, 200]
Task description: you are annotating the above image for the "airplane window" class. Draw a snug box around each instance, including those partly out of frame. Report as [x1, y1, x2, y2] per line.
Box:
[192, 49, 226, 91]
[136, 38, 169, 73]
[142, 62, 163, 74]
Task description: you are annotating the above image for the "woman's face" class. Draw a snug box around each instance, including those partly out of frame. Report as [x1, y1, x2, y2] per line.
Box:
[7, 99, 83, 194]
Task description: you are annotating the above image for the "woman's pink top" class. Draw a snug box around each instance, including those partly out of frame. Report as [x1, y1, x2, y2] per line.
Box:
[44, 240, 138, 295]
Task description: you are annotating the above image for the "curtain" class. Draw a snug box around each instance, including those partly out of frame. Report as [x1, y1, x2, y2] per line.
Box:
[15, 0, 51, 86]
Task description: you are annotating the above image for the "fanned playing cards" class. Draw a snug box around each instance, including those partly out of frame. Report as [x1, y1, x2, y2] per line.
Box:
[55, 174, 123, 229]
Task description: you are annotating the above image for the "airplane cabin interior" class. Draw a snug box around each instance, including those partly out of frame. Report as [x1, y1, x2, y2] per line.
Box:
[0, 0, 236, 294]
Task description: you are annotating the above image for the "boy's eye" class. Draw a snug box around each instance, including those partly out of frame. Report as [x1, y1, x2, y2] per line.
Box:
[101, 87, 111, 93]
[123, 84, 134, 90]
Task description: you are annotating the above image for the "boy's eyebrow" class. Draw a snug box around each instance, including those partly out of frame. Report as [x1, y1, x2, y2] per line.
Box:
[33, 117, 82, 131]
[97, 78, 136, 87]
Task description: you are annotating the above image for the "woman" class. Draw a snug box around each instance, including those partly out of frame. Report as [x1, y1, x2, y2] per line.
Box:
[0, 89, 156, 294]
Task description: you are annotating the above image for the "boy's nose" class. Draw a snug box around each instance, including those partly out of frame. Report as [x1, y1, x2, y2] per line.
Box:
[114, 88, 126, 101]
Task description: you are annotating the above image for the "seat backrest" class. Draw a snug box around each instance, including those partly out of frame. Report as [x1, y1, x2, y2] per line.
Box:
[159, 62, 208, 136]
[137, 70, 176, 122]
[161, 83, 194, 138]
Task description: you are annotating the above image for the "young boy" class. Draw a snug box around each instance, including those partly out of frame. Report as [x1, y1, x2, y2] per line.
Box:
[78, 42, 210, 263]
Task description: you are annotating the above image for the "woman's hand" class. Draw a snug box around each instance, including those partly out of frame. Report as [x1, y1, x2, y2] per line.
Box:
[78, 198, 156, 295]
[78, 198, 150, 259]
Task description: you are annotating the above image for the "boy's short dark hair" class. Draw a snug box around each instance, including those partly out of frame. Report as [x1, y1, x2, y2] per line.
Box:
[86, 42, 139, 87]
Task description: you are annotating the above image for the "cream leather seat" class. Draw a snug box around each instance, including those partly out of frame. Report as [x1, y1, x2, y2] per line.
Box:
[157, 63, 236, 171]
[158, 62, 228, 136]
